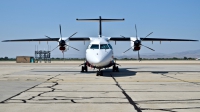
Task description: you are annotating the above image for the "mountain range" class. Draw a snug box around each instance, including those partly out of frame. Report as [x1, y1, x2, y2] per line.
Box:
[116, 49, 200, 59]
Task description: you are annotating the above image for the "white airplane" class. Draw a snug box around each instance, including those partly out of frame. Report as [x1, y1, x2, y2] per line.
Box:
[2, 16, 198, 76]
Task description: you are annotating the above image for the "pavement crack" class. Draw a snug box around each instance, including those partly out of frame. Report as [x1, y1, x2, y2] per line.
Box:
[140, 107, 200, 112]
[0, 74, 61, 103]
[22, 100, 26, 103]
[110, 74, 142, 112]
[161, 73, 200, 85]
[71, 99, 76, 103]
[28, 96, 36, 100]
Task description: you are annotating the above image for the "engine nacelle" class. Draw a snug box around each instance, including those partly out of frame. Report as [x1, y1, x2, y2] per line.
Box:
[59, 46, 66, 51]
[134, 46, 140, 50]
[58, 38, 69, 51]
[130, 37, 141, 51]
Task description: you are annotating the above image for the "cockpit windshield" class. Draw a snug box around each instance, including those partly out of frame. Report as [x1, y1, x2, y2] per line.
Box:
[100, 44, 109, 49]
[90, 44, 99, 49]
[108, 44, 113, 49]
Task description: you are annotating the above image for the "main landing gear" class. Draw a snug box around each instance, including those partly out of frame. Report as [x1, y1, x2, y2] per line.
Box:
[112, 65, 119, 72]
[96, 69, 103, 76]
[81, 64, 88, 72]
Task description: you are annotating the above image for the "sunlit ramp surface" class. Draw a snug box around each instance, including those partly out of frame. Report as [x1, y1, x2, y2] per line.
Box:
[0, 61, 200, 112]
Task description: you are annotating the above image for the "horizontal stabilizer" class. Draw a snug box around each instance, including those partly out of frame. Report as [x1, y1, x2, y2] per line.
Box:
[76, 18, 124, 22]
[76, 16, 124, 37]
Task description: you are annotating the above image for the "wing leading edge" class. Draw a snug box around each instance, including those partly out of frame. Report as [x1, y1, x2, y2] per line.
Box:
[68, 37, 90, 41]
[2, 37, 198, 42]
[109, 37, 198, 41]
[2, 37, 90, 42]
[2, 38, 60, 42]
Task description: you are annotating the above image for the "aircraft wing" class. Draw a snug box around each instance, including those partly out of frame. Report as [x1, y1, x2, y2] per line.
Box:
[109, 37, 198, 41]
[140, 38, 198, 41]
[2, 38, 60, 42]
[2, 37, 91, 42]
[68, 37, 90, 41]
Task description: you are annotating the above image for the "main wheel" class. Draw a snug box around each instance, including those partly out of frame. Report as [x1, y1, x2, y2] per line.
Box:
[81, 66, 84, 72]
[116, 66, 119, 72]
[96, 72, 100, 76]
[112, 66, 115, 72]
[100, 71, 103, 76]
[85, 66, 88, 72]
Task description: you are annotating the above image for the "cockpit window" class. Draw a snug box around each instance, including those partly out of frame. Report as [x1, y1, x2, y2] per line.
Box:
[90, 44, 99, 49]
[108, 44, 113, 49]
[100, 44, 109, 49]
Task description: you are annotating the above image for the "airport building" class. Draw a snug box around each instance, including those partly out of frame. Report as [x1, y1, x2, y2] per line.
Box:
[16, 56, 34, 63]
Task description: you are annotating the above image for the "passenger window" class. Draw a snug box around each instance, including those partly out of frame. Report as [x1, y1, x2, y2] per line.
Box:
[100, 44, 109, 49]
[108, 44, 113, 49]
[90, 44, 99, 49]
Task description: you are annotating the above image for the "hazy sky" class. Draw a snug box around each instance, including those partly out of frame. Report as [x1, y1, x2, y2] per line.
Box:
[0, 0, 199, 58]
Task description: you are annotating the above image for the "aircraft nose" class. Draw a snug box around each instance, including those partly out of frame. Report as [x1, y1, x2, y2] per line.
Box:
[86, 49, 112, 67]
[92, 52, 112, 66]
[93, 56, 105, 64]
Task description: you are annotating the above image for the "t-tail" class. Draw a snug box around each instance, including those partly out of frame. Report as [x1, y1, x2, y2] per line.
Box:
[76, 16, 124, 37]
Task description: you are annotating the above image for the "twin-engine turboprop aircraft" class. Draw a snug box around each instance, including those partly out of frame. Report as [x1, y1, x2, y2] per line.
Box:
[2, 16, 198, 76]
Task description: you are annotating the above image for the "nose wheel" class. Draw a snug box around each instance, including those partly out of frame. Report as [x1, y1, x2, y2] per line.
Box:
[96, 69, 103, 76]
[112, 65, 119, 72]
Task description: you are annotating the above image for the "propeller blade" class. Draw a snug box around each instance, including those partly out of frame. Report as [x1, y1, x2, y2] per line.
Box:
[141, 44, 155, 51]
[138, 51, 141, 61]
[65, 45, 79, 51]
[145, 32, 153, 38]
[45, 35, 51, 39]
[135, 24, 138, 40]
[59, 24, 62, 39]
[69, 32, 77, 38]
[63, 51, 65, 62]
[51, 45, 59, 52]
[65, 32, 78, 41]
[120, 35, 126, 38]
[123, 46, 133, 53]
[141, 32, 153, 41]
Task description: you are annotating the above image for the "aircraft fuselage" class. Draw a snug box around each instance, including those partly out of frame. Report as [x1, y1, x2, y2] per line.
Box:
[86, 37, 114, 69]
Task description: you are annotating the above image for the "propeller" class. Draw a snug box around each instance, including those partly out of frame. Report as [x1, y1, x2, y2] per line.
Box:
[46, 25, 79, 62]
[59, 24, 62, 39]
[141, 44, 155, 51]
[65, 44, 79, 51]
[138, 51, 141, 61]
[123, 24, 154, 61]
[123, 47, 132, 53]
[63, 51, 65, 62]
[51, 45, 59, 52]
[135, 24, 138, 40]
[45, 35, 51, 39]
[120, 35, 126, 38]
[65, 32, 77, 41]
[141, 32, 153, 41]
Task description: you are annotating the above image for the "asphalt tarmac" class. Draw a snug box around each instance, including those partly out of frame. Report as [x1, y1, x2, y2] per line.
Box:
[0, 61, 200, 112]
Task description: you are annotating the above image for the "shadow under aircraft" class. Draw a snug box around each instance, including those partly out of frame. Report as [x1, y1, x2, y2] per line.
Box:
[32, 67, 138, 77]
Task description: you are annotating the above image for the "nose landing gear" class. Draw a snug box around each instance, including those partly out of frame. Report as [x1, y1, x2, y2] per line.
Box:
[96, 69, 103, 76]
